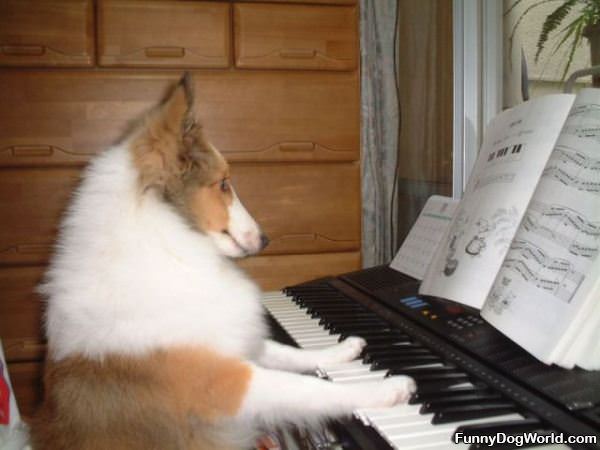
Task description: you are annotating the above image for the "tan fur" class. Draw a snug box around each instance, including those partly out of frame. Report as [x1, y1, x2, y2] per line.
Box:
[31, 347, 252, 450]
[186, 171, 233, 233]
[130, 75, 234, 235]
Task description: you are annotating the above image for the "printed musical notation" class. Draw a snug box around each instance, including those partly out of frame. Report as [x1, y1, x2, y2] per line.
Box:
[502, 239, 584, 303]
[390, 196, 458, 280]
[543, 146, 600, 195]
[560, 101, 600, 142]
[523, 201, 600, 259]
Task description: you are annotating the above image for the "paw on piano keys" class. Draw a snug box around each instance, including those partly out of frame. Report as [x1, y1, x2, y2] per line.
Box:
[262, 286, 584, 450]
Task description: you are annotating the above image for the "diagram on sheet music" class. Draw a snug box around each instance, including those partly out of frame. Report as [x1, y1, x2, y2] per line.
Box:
[442, 206, 520, 276]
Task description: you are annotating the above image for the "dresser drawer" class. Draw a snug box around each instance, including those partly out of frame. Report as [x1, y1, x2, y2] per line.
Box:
[234, 3, 357, 70]
[98, 0, 230, 68]
[195, 71, 359, 161]
[0, 0, 94, 67]
[0, 162, 359, 265]
[239, 251, 360, 290]
[0, 267, 45, 347]
[0, 168, 80, 266]
[0, 71, 359, 167]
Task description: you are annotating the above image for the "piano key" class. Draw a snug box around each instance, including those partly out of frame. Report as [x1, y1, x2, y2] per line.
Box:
[384, 414, 525, 449]
[363, 342, 423, 352]
[379, 413, 524, 437]
[432, 404, 519, 424]
[409, 385, 493, 404]
[263, 291, 561, 450]
[454, 416, 542, 436]
[422, 399, 515, 414]
[371, 355, 444, 370]
[419, 392, 503, 410]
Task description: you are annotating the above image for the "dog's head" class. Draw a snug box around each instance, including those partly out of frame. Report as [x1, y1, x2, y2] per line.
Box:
[131, 73, 268, 258]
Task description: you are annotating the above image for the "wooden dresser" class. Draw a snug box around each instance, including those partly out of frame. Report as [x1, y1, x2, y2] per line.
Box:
[0, 0, 361, 416]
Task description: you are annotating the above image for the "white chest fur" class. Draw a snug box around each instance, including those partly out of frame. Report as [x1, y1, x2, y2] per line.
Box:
[42, 146, 267, 362]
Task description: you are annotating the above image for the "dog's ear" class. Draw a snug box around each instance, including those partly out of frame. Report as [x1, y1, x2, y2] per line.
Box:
[159, 71, 195, 135]
[133, 73, 199, 192]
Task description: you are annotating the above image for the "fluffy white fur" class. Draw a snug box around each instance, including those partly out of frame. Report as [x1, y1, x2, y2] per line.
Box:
[40, 132, 415, 447]
[41, 144, 266, 361]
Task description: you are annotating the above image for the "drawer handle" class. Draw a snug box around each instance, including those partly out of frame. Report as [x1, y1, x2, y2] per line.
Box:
[145, 46, 185, 58]
[279, 49, 317, 59]
[12, 145, 53, 157]
[279, 142, 316, 152]
[2, 45, 45, 56]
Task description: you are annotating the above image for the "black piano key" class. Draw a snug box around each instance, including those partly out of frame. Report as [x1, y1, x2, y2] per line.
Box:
[370, 355, 443, 370]
[360, 335, 414, 345]
[386, 366, 460, 377]
[309, 307, 366, 317]
[421, 398, 513, 414]
[362, 347, 433, 358]
[323, 315, 386, 323]
[361, 342, 422, 353]
[327, 323, 394, 334]
[409, 385, 492, 404]
[419, 392, 502, 409]
[432, 404, 518, 424]
[455, 417, 542, 436]
[319, 314, 387, 329]
[319, 314, 381, 325]
[412, 378, 484, 393]
[362, 349, 433, 363]
[417, 372, 472, 383]
[339, 330, 401, 340]
[335, 327, 397, 338]
[296, 298, 353, 307]
[327, 321, 390, 332]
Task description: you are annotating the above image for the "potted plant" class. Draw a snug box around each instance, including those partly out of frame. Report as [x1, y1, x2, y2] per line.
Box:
[508, 0, 600, 85]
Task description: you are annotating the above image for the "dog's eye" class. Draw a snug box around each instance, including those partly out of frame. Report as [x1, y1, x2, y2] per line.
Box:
[219, 178, 230, 193]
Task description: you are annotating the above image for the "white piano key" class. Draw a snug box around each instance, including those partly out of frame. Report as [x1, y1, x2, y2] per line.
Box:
[386, 414, 524, 448]
[263, 292, 536, 450]
[381, 413, 523, 437]
[291, 337, 336, 346]
[329, 371, 388, 383]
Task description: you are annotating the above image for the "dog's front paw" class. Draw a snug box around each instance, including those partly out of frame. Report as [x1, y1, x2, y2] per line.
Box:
[317, 336, 366, 366]
[358, 376, 416, 408]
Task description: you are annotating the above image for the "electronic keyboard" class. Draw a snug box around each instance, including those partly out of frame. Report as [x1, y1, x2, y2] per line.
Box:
[263, 265, 600, 450]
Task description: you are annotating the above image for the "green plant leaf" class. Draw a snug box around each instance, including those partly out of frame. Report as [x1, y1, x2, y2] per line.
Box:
[508, 0, 560, 59]
[561, 18, 585, 79]
[548, 14, 585, 57]
[535, 0, 578, 62]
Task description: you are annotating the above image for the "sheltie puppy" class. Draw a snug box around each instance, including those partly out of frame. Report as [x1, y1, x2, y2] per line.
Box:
[31, 74, 415, 450]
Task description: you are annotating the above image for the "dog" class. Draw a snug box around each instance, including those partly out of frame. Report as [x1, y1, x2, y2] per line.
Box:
[31, 74, 415, 450]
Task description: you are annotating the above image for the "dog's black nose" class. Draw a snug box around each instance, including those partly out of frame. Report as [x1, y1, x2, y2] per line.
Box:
[260, 234, 270, 250]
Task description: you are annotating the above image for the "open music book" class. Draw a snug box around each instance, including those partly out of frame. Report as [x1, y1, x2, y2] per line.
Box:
[405, 89, 600, 369]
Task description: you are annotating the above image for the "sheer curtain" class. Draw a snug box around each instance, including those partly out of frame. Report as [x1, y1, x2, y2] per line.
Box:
[360, 0, 399, 268]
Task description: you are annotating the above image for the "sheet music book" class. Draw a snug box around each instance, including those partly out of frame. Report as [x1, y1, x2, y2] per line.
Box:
[415, 89, 600, 369]
[389, 195, 458, 280]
